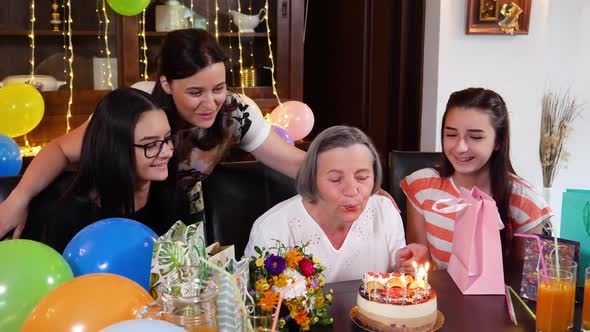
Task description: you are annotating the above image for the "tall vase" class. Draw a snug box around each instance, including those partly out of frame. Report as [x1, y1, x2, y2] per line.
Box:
[542, 186, 560, 237]
[543, 186, 552, 205]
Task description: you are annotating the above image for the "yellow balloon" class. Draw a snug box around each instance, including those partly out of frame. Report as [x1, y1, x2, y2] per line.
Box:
[0, 83, 45, 138]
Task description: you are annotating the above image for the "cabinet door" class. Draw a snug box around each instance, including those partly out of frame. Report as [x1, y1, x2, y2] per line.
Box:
[0, 1, 122, 91]
[0, 0, 123, 147]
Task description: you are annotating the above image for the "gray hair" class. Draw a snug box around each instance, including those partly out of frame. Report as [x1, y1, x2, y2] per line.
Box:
[296, 125, 382, 202]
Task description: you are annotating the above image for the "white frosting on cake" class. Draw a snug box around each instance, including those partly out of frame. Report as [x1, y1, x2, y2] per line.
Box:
[357, 293, 437, 329]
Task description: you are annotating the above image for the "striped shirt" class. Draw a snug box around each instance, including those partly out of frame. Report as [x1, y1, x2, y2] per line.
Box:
[400, 168, 552, 269]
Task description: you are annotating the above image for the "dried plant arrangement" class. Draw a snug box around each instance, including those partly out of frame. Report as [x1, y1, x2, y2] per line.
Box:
[539, 90, 584, 188]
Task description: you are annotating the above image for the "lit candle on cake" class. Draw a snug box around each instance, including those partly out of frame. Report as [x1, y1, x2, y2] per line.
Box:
[424, 262, 430, 284]
[401, 273, 407, 305]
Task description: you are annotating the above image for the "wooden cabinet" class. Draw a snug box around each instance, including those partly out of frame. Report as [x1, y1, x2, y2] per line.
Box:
[0, 0, 303, 148]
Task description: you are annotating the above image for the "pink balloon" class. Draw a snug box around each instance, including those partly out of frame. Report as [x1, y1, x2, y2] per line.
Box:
[269, 101, 314, 141]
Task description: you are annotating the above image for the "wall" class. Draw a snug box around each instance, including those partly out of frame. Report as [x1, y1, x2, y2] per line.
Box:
[422, 0, 590, 234]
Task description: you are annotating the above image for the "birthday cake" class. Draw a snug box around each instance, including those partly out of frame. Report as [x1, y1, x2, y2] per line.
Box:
[356, 270, 437, 332]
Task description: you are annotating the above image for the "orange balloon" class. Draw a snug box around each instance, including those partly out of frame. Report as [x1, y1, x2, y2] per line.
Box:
[21, 273, 153, 332]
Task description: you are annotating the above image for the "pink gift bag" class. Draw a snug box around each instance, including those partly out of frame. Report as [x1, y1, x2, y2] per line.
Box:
[433, 186, 505, 295]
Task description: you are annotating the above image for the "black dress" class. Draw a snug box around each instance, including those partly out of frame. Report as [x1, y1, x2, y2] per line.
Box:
[41, 184, 192, 254]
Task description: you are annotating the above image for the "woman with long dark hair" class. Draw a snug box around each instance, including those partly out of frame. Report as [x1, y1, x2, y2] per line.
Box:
[401, 88, 552, 269]
[43, 88, 188, 252]
[0, 29, 304, 237]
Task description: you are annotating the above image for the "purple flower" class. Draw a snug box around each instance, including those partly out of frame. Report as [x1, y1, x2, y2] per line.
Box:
[264, 254, 286, 275]
[310, 277, 319, 289]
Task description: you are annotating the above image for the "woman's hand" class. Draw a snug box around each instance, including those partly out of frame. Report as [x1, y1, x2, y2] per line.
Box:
[0, 191, 30, 239]
[394, 243, 430, 273]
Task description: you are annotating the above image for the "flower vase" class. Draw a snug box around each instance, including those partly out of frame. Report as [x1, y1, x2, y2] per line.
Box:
[543, 186, 552, 205]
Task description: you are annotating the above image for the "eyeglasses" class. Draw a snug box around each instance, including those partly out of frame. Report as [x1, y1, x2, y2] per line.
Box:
[134, 135, 175, 159]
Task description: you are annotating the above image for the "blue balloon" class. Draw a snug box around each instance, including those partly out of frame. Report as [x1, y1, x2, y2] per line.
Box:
[0, 134, 22, 176]
[272, 125, 295, 145]
[100, 319, 186, 332]
[63, 218, 157, 291]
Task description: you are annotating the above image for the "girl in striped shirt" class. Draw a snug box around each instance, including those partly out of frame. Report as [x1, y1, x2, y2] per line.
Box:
[401, 88, 552, 269]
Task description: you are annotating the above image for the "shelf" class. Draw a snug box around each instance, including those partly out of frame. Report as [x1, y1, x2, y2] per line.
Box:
[0, 29, 111, 36]
[144, 31, 269, 38]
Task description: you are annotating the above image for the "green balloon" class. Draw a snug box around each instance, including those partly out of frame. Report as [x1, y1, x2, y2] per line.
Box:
[0, 240, 73, 332]
[106, 0, 151, 16]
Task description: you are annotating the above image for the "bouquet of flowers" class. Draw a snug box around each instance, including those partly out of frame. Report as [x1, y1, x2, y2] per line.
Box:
[248, 241, 333, 331]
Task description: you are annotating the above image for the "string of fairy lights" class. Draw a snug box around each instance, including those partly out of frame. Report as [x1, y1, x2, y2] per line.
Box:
[22, 0, 283, 151]
[236, 0, 245, 95]
[24, 0, 36, 152]
[101, 0, 113, 89]
[226, 0, 236, 86]
[214, 0, 219, 40]
[29, 1, 35, 82]
[65, 0, 74, 132]
[264, 0, 281, 106]
[139, 10, 148, 80]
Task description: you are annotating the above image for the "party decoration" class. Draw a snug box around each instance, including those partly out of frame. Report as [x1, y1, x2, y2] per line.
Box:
[101, 0, 114, 89]
[264, 0, 280, 105]
[0, 83, 44, 138]
[269, 101, 315, 141]
[100, 319, 187, 332]
[0, 134, 23, 176]
[63, 218, 158, 291]
[106, 0, 150, 16]
[65, 0, 74, 132]
[21, 273, 153, 332]
[272, 125, 294, 145]
[0, 240, 73, 332]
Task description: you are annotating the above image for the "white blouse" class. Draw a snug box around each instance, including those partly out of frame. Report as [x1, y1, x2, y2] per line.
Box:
[244, 195, 406, 283]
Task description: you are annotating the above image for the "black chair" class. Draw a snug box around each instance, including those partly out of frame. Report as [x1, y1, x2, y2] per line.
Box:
[202, 161, 297, 258]
[389, 150, 442, 224]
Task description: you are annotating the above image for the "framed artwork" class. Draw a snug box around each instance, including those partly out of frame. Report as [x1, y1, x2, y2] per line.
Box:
[466, 0, 532, 35]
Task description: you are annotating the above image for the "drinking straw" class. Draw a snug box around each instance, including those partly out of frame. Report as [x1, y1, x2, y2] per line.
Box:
[553, 236, 560, 279]
[507, 286, 536, 320]
[504, 285, 518, 326]
[271, 278, 306, 332]
[514, 233, 548, 279]
[198, 257, 254, 332]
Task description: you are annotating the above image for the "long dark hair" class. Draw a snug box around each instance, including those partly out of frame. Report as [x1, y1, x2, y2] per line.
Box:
[69, 88, 163, 216]
[152, 28, 236, 153]
[436, 88, 515, 241]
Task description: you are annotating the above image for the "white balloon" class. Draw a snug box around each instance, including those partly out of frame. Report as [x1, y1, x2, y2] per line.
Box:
[130, 81, 156, 94]
[100, 319, 186, 332]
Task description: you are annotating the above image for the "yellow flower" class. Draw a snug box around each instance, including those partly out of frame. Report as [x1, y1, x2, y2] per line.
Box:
[326, 293, 333, 303]
[315, 294, 325, 308]
[312, 256, 320, 264]
[318, 277, 326, 287]
[256, 279, 269, 292]
[255, 257, 264, 267]
[279, 319, 286, 328]
[272, 274, 289, 288]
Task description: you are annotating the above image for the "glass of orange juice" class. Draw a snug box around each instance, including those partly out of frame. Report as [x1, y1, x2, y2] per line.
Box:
[536, 267, 574, 332]
[583, 267, 590, 331]
[547, 259, 577, 329]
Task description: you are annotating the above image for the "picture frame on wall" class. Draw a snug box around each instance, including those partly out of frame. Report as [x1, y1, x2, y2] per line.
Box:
[466, 0, 532, 35]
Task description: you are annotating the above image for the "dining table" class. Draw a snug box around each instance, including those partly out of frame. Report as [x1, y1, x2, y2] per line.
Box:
[314, 270, 584, 332]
